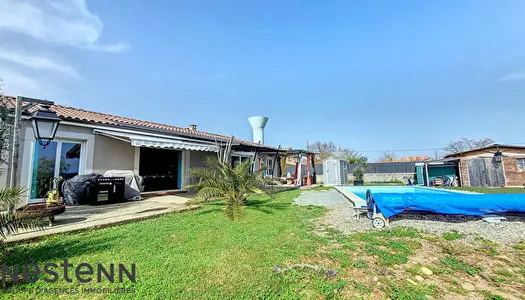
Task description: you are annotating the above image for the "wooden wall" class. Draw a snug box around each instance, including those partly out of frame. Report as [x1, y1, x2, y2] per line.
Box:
[454, 147, 525, 187]
[503, 157, 525, 187]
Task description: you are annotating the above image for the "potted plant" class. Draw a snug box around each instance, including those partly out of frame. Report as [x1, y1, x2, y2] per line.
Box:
[352, 166, 365, 186]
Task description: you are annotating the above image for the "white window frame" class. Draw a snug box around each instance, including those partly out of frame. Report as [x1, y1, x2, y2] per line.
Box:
[517, 158, 525, 172]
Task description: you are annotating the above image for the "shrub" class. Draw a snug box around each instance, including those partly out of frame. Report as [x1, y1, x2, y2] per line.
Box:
[189, 157, 266, 220]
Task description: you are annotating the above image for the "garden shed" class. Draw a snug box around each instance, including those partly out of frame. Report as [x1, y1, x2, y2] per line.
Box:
[323, 158, 348, 186]
[444, 144, 525, 187]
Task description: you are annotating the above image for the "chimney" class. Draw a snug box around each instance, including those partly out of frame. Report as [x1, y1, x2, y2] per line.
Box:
[189, 124, 197, 131]
[248, 116, 268, 144]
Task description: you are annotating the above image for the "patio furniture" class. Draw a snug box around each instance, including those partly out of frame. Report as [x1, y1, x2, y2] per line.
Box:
[15, 202, 66, 226]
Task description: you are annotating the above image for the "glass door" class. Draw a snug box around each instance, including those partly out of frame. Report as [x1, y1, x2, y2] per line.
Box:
[30, 141, 83, 200]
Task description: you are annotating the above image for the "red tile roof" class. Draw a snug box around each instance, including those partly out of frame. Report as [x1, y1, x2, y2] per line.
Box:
[1, 95, 274, 149]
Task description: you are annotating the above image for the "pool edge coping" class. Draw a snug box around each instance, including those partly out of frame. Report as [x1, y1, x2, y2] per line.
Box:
[333, 186, 368, 208]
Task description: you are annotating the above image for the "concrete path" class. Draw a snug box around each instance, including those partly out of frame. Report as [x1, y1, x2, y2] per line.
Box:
[293, 189, 351, 207]
[7, 194, 198, 243]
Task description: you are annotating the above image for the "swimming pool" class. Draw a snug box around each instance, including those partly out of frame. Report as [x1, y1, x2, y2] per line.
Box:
[343, 186, 456, 200]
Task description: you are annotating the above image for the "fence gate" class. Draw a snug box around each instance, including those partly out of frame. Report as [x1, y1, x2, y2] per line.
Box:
[467, 158, 505, 187]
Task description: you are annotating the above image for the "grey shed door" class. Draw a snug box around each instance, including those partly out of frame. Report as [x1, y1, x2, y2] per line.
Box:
[467, 158, 505, 187]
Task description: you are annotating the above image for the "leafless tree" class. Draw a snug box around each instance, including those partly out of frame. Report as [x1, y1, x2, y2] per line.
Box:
[376, 151, 396, 162]
[333, 147, 368, 165]
[445, 137, 494, 154]
[307, 141, 368, 165]
[307, 141, 337, 162]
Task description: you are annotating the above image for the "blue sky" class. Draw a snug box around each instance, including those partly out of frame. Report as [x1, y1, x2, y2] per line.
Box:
[1, 0, 525, 160]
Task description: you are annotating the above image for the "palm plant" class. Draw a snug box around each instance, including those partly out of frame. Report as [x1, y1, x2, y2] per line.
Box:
[189, 156, 266, 220]
[0, 187, 47, 261]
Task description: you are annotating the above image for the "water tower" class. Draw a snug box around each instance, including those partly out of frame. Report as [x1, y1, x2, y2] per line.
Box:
[248, 116, 269, 144]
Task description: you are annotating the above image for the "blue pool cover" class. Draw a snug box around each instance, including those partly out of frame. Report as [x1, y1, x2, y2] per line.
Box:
[369, 192, 525, 219]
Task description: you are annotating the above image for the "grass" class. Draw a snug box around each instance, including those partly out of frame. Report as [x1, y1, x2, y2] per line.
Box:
[479, 290, 505, 300]
[442, 231, 463, 241]
[442, 186, 525, 194]
[2, 189, 524, 299]
[440, 255, 483, 276]
[306, 186, 333, 191]
[3, 190, 329, 299]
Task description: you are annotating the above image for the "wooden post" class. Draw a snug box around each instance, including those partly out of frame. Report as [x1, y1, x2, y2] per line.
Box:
[8, 96, 22, 188]
[424, 162, 430, 186]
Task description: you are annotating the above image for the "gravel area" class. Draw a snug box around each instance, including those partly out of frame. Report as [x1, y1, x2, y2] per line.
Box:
[309, 193, 525, 245]
[293, 190, 348, 206]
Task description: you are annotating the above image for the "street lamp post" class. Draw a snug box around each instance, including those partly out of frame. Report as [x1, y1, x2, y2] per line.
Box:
[29, 105, 61, 148]
[7, 98, 60, 188]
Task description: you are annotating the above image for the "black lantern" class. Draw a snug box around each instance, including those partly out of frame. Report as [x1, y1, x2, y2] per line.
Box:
[493, 150, 503, 164]
[30, 105, 61, 148]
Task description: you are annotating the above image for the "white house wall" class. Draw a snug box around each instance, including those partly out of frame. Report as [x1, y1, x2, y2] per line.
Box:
[92, 135, 135, 174]
[10, 119, 263, 199]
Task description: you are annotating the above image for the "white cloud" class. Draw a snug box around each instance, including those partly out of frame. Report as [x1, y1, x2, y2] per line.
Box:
[0, 68, 69, 103]
[0, 0, 128, 53]
[0, 69, 39, 94]
[0, 0, 125, 102]
[84, 43, 129, 53]
[500, 71, 525, 81]
[0, 48, 80, 78]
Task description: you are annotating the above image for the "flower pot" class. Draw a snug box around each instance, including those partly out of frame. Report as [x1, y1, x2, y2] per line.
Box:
[353, 180, 364, 186]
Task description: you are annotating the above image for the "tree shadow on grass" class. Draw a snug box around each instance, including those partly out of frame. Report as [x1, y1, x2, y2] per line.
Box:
[245, 199, 290, 215]
[5, 234, 119, 266]
[196, 207, 223, 216]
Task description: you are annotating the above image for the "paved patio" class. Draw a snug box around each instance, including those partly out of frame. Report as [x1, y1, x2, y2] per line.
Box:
[8, 194, 198, 243]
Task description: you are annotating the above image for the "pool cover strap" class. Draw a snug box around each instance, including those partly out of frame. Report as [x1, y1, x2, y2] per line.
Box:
[370, 192, 525, 219]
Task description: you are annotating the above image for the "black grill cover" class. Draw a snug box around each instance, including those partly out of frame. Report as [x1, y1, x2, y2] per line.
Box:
[62, 173, 103, 205]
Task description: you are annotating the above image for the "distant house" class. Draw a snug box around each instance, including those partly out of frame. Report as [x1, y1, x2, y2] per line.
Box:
[0, 95, 279, 202]
[444, 144, 525, 187]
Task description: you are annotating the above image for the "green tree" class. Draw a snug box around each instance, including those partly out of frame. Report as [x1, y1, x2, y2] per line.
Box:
[189, 156, 266, 220]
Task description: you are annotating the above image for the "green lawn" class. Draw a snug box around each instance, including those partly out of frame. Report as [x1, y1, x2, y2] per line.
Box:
[442, 186, 525, 194]
[3, 190, 525, 299]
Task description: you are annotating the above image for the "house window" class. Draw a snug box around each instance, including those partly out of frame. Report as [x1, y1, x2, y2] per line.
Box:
[231, 156, 241, 168]
[30, 140, 84, 199]
[517, 158, 525, 171]
[231, 156, 251, 168]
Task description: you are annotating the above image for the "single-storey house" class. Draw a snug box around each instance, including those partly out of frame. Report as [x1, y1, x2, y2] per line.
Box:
[0, 96, 280, 202]
[444, 144, 525, 187]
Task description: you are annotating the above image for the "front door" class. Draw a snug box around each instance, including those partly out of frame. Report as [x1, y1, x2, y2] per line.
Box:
[30, 141, 84, 200]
